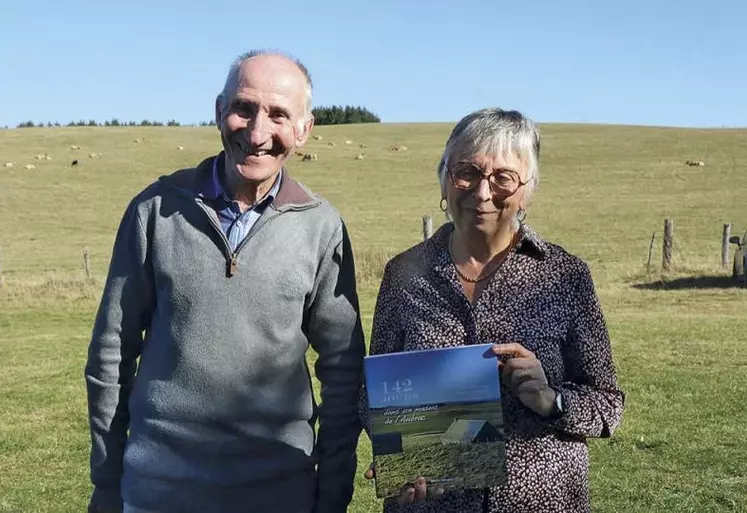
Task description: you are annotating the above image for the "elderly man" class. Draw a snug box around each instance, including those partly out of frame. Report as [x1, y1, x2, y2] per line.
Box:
[85, 50, 365, 513]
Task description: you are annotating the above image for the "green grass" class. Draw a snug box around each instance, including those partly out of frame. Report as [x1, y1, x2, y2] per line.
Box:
[375, 437, 507, 497]
[1, 123, 746, 512]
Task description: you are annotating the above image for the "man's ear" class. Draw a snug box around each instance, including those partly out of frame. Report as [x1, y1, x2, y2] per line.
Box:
[295, 114, 315, 147]
[215, 96, 223, 127]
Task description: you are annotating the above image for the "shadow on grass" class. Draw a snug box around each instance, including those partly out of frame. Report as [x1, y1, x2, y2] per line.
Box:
[633, 275, 744, 290]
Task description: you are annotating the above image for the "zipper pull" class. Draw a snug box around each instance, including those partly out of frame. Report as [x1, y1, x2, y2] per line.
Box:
[227, 254, 238, 277]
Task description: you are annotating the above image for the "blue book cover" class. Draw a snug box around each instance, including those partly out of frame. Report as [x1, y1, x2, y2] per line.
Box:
[364, 343, 507, 498]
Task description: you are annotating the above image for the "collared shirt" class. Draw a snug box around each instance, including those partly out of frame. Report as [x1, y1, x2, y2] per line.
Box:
[199, 156, 281, 251]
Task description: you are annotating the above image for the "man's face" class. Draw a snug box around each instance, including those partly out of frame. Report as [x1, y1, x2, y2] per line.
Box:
[216, 55, 313, 184]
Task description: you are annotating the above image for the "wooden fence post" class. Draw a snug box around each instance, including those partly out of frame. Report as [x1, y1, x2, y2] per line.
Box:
[422, 215, 433, 241]
[646, 232, 656, 271]
[722, 223, 731, 268]
[83, 247, 91, 281]
[662, 219, 673, 271]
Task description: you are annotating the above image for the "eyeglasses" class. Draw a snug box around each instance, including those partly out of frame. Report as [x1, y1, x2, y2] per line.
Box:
[448, 161, 528, 197]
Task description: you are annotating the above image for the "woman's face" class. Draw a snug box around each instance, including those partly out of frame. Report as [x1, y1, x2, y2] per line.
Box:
[445, 151, 529, 238]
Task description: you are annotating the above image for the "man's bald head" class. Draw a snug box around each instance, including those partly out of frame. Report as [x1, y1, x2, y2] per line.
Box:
[218, 50, 313, 118]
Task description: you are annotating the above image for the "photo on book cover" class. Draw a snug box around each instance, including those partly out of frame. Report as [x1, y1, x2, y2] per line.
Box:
[364, 343, 507, 498]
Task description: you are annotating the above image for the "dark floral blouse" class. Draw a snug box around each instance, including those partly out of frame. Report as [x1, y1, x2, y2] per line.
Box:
[361, 223, 625, 513]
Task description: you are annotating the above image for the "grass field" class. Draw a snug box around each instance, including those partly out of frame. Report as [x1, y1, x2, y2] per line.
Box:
[1, 122, 746, 512]
[371, 403, 506, 497]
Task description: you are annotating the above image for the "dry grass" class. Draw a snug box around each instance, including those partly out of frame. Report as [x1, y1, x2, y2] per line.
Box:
[1, 123, 746, 512]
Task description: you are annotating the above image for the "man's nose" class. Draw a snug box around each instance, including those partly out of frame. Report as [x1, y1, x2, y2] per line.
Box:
[245, 111, 270, 146]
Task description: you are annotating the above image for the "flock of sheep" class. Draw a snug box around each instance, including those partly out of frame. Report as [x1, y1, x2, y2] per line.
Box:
[2, 137, 187, 170]
[3, 132, 411, 170]
[297, 134, 408, 162]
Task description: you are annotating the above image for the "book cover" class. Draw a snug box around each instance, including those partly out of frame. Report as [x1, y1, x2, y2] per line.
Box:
[364, 343, 507, 498]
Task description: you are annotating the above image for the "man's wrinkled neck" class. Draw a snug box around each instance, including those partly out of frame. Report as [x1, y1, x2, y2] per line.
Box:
[222, 160, 281, 212]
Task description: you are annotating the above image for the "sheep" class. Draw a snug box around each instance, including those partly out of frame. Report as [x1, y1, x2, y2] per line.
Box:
[301, 153, 318, 162]
[3, 162, 15, 168]
[24, 164, 36, 170]
[355, 153, 365, 160]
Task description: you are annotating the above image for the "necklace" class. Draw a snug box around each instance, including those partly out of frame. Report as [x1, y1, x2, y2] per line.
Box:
[448, 234, 504, 283]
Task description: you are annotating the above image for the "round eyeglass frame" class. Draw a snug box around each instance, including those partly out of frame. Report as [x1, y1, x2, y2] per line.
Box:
[448, 161, 529, 197]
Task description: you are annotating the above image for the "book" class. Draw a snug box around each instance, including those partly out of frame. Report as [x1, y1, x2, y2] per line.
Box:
[363, 343, 507, 498]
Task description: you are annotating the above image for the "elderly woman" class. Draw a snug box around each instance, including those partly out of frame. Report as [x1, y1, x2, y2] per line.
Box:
[362, 108, 625, 513]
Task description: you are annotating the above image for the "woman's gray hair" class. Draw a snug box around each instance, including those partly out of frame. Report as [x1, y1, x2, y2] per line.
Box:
[437, 108, 541, 200]
[218, 49, 314, 121]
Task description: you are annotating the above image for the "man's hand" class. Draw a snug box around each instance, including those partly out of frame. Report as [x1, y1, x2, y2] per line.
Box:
[364, 463, 444, 505]
[492, 343, 558, 417]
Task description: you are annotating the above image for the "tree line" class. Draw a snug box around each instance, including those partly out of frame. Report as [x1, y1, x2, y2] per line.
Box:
[13, 105, 380, 129]
[312, 106, 380, 125]
[15, 119, 214, 128]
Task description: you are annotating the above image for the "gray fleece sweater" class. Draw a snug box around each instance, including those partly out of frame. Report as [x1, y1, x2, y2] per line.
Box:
[85, 154, 365, 513]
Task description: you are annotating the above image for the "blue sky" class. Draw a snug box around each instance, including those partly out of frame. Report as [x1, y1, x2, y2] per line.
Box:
[365, 344, 500, 408]
[1, 0, 745, 128]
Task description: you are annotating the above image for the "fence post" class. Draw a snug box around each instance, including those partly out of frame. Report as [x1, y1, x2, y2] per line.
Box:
[646, 232, 656, 271]
[422, 215, 433, 241]
[722, 223, 731, 268]
[662, 219, 673, 271]
[83, 247, 91, 281]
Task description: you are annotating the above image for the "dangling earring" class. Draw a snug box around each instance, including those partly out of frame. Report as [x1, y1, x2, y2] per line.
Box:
[439, 198, 448, 212]
[516, 208, 527, 224]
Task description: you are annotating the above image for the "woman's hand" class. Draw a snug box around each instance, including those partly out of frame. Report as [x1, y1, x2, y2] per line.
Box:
[364, 463, 444, 505]
[492, 343, 559, 417]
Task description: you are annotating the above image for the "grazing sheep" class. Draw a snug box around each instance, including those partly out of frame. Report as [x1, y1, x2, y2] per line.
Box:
[301, 153, 318, 162]
[35, 154, 45, 160]
[312, 135, 323, 140]
[71, 160, 79, 167]
[89, 152, 101, 159]
[177, 146, 184, 150]
[45, 154, 53, 160]
[133, 138, 143, 144]
[390, 144, 408, 152]
[24, 163, 36, 170]
[344, 140, 353, 145]
[294, 151, 305, 157]
[355, 153, 365, 160]
[3, 162, 15, 168]
[685, 160, 705, 167]
[359, 143, 366, 149]
[327, 142, 336, 147]
[70, 145, 81, 150]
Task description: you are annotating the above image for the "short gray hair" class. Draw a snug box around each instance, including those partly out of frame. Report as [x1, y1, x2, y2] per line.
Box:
[218, 49, 313, 119]
[437, 108, 541, 199]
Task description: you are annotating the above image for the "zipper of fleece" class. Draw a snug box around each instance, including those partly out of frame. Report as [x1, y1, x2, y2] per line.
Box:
[194, 199, 316, 277]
